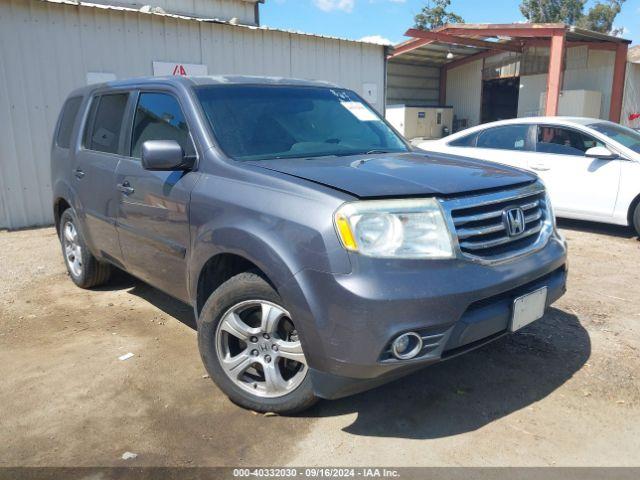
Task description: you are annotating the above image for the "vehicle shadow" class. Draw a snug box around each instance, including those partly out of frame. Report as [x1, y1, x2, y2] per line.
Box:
[96, 271, 589, 440]
[304, 307, 590, 440]
[557, 218, 637, 239]
[96, 269, 197, 330]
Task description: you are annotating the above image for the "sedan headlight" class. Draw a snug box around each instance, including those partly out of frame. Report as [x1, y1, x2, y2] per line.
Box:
[334, 198, 454, 259]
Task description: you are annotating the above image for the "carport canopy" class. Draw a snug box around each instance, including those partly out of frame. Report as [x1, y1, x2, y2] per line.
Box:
[389, 23, 631, 122]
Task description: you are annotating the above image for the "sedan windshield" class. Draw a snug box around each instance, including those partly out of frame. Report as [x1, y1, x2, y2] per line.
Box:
[588, 122, 640, 154]
[195, 85, 408, 161]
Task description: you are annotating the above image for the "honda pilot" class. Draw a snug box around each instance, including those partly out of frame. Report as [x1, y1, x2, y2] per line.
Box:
[51, 76, 567, 413]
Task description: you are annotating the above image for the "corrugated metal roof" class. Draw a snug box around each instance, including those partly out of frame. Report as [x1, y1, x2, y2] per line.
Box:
[38, 0, 386, 46]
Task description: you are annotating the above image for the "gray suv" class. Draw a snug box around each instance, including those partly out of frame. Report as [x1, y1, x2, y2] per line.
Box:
[51, 76, 567, 414]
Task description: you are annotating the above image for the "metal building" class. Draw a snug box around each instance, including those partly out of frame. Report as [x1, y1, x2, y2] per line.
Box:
[0, 0, 387, 229]
[387, 23, 633, 134]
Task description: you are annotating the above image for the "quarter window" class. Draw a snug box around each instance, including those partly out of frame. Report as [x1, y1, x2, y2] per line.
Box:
[84, 93, 129, 154]
[476, 125, 530, 151]
[56, 96, 83, 149]
[536, 126, 603, 156]
[130, 93, 195, 158]
[448, 132, 477, 147]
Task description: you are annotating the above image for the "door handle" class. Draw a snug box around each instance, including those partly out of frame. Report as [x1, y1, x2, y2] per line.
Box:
[531, 164, 550, 172]
[117, 181, 135, 195]
[74, 168, 85, 179]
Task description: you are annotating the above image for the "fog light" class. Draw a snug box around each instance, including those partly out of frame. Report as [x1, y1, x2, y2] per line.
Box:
[391, 332, 423, 360]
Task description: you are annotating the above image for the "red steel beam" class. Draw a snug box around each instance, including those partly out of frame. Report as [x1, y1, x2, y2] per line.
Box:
[389, 37, 434, 58]
[439, 66, 447, 105]
[405, 28, 522, 53]
[609, 42, 629, 122]
[441, 26, 565, 38]
[545, 32, 566, 116]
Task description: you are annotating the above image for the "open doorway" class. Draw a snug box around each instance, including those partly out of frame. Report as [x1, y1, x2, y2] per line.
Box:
[481, 77, 520, 123]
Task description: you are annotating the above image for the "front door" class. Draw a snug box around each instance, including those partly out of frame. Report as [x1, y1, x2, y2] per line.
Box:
[74, 92, 130, 263]
[115, 91, 198, 302]
[530, 125, 621, 220]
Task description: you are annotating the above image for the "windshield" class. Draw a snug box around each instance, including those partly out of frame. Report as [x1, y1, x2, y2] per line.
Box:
[195, 85, 408, 161]
[588, 122, 640, 154]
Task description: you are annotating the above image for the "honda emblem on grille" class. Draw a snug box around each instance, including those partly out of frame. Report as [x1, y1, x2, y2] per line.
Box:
[503, 207, 526, 237]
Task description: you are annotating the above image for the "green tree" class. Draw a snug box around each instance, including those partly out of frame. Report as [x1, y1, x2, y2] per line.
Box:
[414, 0, 464, 31]
[519, 0, 626, 34]
[578, 0, 625, 35]
[519, 0, 585, 24]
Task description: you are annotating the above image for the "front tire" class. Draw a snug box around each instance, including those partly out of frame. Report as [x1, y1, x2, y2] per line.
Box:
[633, 202, 640, 236]
[197, 272, 317, 414]
[59, 208, 111, 288]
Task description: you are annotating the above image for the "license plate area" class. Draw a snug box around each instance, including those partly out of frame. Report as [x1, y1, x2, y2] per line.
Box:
[511, 287, 548, 332]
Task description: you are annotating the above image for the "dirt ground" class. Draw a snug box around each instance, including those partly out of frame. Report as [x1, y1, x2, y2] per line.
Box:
[1, 221, 639, 467]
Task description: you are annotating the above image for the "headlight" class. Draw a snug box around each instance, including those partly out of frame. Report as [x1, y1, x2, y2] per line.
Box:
[334, 198, 454, 259]
[544, 192, 557, 230]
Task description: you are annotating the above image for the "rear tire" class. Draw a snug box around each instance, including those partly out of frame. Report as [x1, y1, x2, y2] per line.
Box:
[197, 272, 317, 414]
[59, 208, 111, 288]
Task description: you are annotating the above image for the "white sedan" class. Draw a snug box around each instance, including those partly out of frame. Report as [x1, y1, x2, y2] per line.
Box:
[417, 117, 640, 234]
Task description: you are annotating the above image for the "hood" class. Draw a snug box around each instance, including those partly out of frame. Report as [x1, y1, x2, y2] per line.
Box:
[248, 152, 535, 198]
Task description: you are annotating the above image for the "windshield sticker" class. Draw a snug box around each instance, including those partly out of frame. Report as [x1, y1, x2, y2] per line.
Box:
[340, 101, 378, 121]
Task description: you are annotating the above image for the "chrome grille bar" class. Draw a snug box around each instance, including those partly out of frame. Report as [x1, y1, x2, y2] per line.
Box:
[440, 182, 550, 263]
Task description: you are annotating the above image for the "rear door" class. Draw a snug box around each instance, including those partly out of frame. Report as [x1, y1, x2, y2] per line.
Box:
[114, 90, 199, 301]
[531, 125, 621, 219]
[74, 92, 131, 263]
[441, 124, 538, 170]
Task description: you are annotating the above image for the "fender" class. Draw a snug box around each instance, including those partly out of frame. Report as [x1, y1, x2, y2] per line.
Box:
[188, 225, 303, 305]
[51, 177, 98, 255]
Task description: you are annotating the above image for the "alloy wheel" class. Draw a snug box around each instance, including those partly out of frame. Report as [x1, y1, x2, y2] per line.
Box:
[63, 221, 83, 277]
[215, 300, 307, 398]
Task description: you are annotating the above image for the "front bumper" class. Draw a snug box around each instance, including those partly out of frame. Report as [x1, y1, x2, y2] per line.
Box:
[280, 234, 568, 400]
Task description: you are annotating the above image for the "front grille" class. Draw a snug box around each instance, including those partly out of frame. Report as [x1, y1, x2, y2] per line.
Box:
[446, 185, 548, 261]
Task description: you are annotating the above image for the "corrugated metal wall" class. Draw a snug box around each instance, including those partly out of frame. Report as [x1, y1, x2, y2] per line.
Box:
[92, 0, 257, 24]
[386, 61, 440, 106]
[622, 63, 640, 128]
[446, 59, 483, 127]
[0, 0, 385, 229]
[518, 47, 615, 118]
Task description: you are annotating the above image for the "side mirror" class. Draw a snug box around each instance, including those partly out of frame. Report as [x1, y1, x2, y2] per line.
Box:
[141, 140, 194, 171]
[585, 146, 618, 160]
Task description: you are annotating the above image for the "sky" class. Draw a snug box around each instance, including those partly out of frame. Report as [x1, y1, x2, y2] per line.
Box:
[261, 0, 640, 46]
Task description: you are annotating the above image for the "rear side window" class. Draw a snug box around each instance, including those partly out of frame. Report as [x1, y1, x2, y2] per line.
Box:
[130, 92, 195, 158]
[476, 125, 530, 151]
[448, 132, 477, 147]
[84, 93, 129, 154]
[56, 96, 83, 149]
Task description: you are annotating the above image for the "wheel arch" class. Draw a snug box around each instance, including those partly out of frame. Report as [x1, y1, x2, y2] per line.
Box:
[195, 252, 277, 317]
[53, 197, 71, 234]
[190, 227, 302, 317]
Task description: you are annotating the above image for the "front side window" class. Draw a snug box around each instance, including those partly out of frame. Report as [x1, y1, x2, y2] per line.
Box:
[56, 96, 83, 149]
[130, 93, 195, 158]
[476, 125, 530, 151]
[84, 93, 129, 154]
[536, 126, 603, 156]
[588, 122, 640, 154]
[195, 85, 408, 161]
